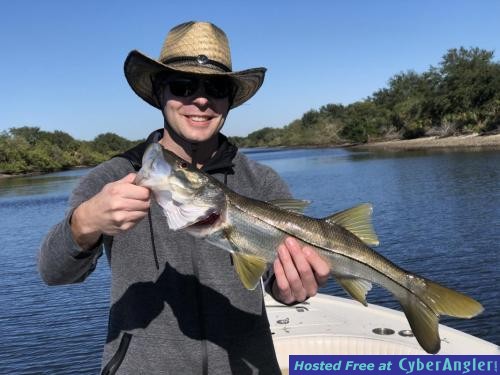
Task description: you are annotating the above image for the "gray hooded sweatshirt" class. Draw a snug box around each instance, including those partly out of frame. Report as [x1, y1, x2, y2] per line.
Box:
[38, 131, 289, 374]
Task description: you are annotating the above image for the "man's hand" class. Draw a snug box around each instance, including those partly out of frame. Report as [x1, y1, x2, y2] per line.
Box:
[71, 173, 151, 250]
[272, 237, 330, 304]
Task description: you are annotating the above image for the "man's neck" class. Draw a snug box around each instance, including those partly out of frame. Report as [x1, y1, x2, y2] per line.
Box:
[158, 127, 219, 169]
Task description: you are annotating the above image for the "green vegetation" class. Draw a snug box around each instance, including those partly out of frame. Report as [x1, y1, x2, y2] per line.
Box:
[230, 47, 500, 147]
[0, 127, 142, 174]
[2, 47, 499, 174]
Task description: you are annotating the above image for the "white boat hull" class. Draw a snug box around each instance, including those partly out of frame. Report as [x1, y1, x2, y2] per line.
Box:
[265, 293, 499, 372]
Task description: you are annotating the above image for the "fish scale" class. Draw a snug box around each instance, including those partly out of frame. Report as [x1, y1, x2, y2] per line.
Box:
[135, 142, 484, 355]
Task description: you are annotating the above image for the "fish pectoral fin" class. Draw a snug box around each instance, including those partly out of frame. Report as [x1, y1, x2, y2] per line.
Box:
[268, 199, 311, 213]
[324, 203, 379, 246]
[231, 253, 268, 290]
[335, 277, 372, 306]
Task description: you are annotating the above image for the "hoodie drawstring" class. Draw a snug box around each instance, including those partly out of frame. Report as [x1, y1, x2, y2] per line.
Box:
[148, 208, 160, 270]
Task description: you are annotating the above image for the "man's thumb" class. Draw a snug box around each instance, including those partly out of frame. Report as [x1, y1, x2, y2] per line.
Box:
[119, 173, 137, 183]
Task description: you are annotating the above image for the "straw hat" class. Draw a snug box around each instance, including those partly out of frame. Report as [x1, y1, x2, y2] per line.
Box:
[124, 21, 266, 109]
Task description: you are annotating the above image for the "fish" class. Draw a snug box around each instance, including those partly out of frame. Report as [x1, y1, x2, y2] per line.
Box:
[134, 143, 484, 354]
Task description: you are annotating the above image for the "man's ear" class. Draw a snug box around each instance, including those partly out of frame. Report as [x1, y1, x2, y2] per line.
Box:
[152, 74, 167, 108]
[154, 85, 165, 108]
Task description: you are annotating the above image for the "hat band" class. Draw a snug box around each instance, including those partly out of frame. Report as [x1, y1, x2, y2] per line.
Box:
[161, 55, 231, 73]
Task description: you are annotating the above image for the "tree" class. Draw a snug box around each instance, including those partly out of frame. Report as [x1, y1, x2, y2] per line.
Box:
[9, 126, 43, 146]
[0, 128, 140, 174]
[438, 47, 500, 130]
[91, 133, 135, 155]
[43, 130, 79, 151]
[341, 101, 391, 143]
[301, 109, 321, 128]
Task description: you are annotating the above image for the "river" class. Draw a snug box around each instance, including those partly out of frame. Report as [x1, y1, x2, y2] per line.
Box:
[0, 147, 498, 373]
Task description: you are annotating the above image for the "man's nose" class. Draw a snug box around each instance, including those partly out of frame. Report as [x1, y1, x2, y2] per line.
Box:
[191, 88, 210, 106]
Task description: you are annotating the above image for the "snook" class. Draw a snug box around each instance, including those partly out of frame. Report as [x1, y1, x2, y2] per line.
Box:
[135, 143, 483, 354]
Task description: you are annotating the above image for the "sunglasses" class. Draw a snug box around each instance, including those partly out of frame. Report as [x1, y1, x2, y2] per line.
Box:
[166, 76, 232, 99]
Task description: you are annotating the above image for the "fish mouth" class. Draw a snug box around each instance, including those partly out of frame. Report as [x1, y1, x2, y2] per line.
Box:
[190, 211, 221, 227]
[135, 143, 174, 187]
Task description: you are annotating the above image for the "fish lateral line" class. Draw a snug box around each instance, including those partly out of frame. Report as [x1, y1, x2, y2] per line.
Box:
[227, 201, 446, 315]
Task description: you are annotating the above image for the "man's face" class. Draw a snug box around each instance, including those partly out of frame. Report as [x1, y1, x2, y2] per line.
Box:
[161, 74, 231, 142]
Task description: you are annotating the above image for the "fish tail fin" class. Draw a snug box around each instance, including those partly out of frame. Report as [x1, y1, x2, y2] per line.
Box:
[399, 278, 484, 354]
[422, 279, 484, 318]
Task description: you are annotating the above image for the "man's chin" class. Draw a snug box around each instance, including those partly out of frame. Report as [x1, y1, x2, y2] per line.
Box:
[182, 124, 224, 142]
[182, 130, 217, 143]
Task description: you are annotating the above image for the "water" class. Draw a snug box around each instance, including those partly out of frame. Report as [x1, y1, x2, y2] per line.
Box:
[0, 169, 111, 374]
[1, 148, 499, 373]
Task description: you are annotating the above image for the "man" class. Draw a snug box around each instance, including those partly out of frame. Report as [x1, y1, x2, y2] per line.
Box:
[39, 21, 329, 374]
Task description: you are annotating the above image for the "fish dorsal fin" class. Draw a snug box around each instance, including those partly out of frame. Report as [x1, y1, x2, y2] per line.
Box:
[324, 203, 379, 246]
[231, 253, 268, 290]
[335, 277, 373, 306]
[268, 199, 311, 213]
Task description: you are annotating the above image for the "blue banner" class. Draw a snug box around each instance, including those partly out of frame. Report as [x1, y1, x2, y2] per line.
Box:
[289, 355, 499, 375]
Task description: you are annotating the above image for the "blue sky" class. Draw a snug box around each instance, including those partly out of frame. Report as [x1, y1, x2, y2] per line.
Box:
[1, 0, 499, 140]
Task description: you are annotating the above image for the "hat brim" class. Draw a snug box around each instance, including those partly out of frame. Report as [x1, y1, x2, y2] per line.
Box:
[124, 50, 266, 109]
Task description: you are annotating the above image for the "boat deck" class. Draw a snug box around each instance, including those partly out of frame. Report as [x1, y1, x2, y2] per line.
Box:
[265, 293, 499, 370]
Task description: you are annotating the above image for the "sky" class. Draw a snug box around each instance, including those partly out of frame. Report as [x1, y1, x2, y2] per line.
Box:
[1, 0, 499, 141]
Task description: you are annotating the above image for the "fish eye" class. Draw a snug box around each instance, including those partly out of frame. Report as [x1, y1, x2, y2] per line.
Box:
[179, 161, 189, 169]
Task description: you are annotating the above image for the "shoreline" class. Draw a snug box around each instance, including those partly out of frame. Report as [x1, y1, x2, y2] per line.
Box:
[0, 165, 93, 180]
[2, 134, 499, 179]
[351, 133, 500, 151]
